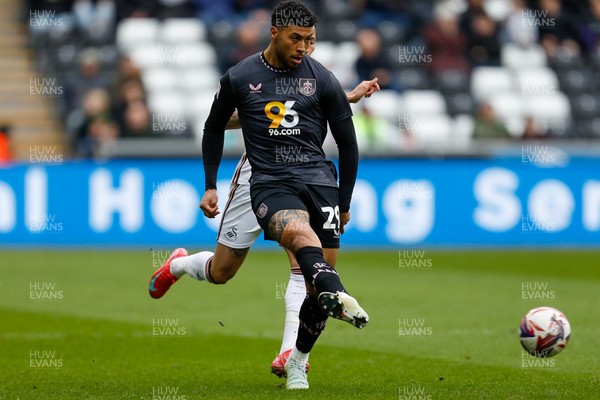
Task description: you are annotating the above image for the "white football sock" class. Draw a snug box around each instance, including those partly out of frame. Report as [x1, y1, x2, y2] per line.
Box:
[289, 346, 309, 365]
[280, 273, 307, 354]
[170, 251, 214, 282]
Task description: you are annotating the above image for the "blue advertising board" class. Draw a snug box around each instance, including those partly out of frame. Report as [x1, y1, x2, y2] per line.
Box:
[0, 155, 598, 247]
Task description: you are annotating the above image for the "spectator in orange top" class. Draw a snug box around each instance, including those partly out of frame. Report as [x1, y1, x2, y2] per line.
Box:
[0, 125, 13, 163]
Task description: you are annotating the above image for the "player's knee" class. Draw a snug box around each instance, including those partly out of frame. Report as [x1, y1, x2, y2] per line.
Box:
[282, 224, 316, 249]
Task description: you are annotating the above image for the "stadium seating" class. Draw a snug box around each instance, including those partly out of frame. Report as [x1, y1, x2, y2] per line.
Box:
[21, 0, 600, 160]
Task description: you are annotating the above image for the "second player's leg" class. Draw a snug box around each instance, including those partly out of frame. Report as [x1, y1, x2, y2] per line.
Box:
[275, 246, 337, 351]
[209, 243, 250, 284]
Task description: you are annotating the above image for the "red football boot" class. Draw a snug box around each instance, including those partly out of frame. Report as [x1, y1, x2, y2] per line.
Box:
[271, 349, 310, 378]
[148, 248, 188, 299]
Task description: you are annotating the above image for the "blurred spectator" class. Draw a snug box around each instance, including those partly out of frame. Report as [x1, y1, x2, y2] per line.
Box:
[578, 0, 600, 52]
[29, 0, 74, 13]
[358, 0, 411, 31]
[522, 116, 547, 139]
[459, 0, 485, 33]
[73, 0, 115, 35]
[65, 48, 110, 112]
[352, 104, 395, 151]
[0, 125, 13, 163]
[472, 103, 510, 139]
[116, 0, 157, 20]
[110, 55, 143, 103]
[466, 12, 501, 66]
[228, 21, 263, 68]
[116, 0, 196, 20]
[112, 79, 147, 129]
[76, 89, 118, 157]
[195, 0, 234, 26]
[459, 0, 501, 66]
[501, 0, 539, 47]
[120, 100, 157, 138]
[155, 0, 197, 19]
[423, 9, 470, 77]
[355, 28, 397, 90]
[537, 0, 582, 58]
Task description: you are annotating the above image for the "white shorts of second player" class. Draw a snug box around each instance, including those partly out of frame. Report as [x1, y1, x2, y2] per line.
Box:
[217, 182, 263, 249]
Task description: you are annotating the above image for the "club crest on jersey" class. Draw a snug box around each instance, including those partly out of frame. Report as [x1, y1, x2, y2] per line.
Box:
[249, 83, 262, 93]
[299, 78, 316, 96]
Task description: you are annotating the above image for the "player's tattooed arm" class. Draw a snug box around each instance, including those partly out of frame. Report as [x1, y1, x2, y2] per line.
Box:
[346, 77, 380, 103]
[268, 209, 311, 242]
[225, 110, 241, 130]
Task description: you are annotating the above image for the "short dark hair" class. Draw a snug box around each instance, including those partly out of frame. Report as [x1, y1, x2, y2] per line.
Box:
[271, 1, 318, 28]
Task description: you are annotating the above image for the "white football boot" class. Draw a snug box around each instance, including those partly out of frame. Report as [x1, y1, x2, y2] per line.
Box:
[318, 291, 369, 329]
[285, 355, 309, 389]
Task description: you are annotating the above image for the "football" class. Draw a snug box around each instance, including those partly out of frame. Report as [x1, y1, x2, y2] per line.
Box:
[519, 306, 571, 358]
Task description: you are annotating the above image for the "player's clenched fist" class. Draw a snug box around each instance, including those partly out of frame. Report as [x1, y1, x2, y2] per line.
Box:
[200, 189, 220, 218]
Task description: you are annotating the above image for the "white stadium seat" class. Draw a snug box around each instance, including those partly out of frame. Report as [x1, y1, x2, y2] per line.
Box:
[525, 92, 571, 123]
[116, 19, 159, 51]
[471, 67, 514, 102]
[186, 93, 216, 119]
[501, 43, 547, 69]
[129, 44, 161, 69]
[330, 66, 357, 91]
[360, 89, 399, 120]
[334, 41, 361, 69]
[488, 93, 526, 136]
[453, 114, 475, 143]
[515, 68, 559, 96]
[175, 43, 217, 67]
[409, 115, 453, 146]
[488, 92, 525, 121]
[147, 91, 187, 117]
[180, 68, 221, 93]
[309, 41, 335, 67]
[142, 68, 179, 93]
[402, 90, 447, 115]
[160, 19, 207, 44]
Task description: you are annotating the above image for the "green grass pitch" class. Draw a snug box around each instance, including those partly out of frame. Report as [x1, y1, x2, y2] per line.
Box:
[1, 249, 599, 399]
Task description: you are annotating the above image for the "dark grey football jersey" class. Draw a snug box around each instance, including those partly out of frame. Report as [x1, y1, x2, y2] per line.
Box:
[215, 52, 352, 187]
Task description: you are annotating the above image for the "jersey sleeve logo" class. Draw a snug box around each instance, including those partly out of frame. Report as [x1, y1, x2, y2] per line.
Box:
[298, 78, 316, 96]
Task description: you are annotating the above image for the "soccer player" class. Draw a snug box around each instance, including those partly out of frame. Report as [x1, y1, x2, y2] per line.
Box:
[149, 42, 378, 380]
[151, 1, 371, 389]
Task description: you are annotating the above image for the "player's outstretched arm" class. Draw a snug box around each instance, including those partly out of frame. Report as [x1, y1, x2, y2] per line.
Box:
[346, 77, 380, 103]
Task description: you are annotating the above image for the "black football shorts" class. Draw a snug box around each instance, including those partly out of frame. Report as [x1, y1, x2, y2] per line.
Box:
[250, 180, 341, 248]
